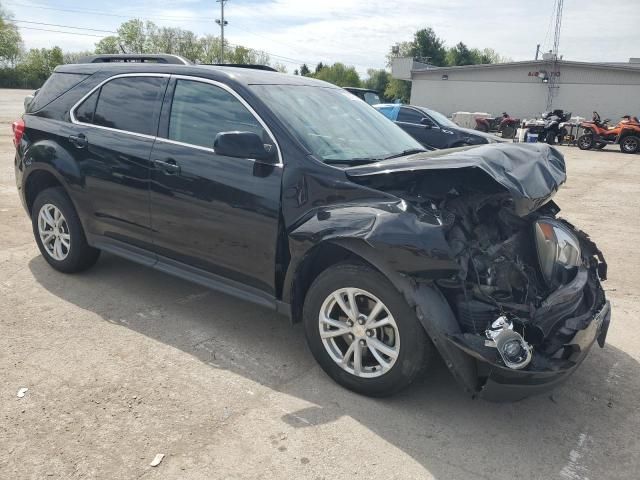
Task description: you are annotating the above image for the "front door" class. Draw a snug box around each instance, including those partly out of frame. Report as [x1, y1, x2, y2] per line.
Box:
[69, 74, 168, 250]
[149, 77, 283, 295]
[396, 107, 444, 148]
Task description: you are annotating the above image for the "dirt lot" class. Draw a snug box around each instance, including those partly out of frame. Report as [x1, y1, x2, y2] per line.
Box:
[1, 87, 639, 479]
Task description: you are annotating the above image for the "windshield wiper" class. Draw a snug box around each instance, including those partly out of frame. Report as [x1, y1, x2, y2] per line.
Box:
[323, 158, 380, 166]
[382, 148, 427, 160]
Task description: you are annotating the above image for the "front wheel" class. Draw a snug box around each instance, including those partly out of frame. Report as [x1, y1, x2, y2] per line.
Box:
[303, 263, 431, 397]
[577, 134, 594, 150]
[620, 135, 640, 154]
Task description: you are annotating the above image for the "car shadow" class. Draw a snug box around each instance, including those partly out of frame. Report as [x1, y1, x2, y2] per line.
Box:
[28, 253, 639, 479]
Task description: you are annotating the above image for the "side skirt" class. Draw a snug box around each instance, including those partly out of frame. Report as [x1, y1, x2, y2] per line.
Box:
[87, 234, 290, 317]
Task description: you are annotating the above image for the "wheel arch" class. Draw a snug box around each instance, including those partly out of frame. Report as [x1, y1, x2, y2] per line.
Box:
[285, 236, 481, 396]
[24, 168, 66, 216]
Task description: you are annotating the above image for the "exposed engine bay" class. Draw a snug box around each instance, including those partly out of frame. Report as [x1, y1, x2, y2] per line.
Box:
[398, 184, 606, 371]
[339, 143, 610, 396]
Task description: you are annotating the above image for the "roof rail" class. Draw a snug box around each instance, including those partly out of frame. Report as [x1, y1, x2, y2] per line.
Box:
[206, 63, 277, 72]
[76, 54, 191, 65]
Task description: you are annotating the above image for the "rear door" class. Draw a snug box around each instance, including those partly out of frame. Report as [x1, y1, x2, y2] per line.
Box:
[69, 74, 168, 251]
[396, 106, 444, 148]
[148, 76, 282, 295]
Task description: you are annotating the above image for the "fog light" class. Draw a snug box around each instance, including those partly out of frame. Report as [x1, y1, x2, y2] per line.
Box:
[486, 316, 533, 370]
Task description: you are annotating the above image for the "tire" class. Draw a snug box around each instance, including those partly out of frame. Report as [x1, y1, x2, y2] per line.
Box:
[620, 135, 640, 154]
[577, 134, 593, 150]
[303, 262, 431, 397]
[545, 130, 556, 145]
[32, 187, 100, 273]
[501, 125, 515, 139]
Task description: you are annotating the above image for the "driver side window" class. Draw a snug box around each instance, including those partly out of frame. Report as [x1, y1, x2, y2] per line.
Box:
[397, 107, 425, 125]
[168, 79, 265, 149]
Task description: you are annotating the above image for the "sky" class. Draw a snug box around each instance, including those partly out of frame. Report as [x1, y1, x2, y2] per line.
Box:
[4, 0, 640, 75]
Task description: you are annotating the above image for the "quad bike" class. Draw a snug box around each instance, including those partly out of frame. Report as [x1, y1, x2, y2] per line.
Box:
[475, 112, 520, 139]
[577, 112, 640, 154]
[538, 109, 571, 145]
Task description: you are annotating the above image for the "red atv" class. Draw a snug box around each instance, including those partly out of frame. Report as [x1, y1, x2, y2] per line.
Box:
[578, 112, 640, 154]
[475, 112, 520, 139]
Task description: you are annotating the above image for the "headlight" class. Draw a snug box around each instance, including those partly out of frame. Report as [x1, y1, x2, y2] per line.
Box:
[534, 219, 582, 288]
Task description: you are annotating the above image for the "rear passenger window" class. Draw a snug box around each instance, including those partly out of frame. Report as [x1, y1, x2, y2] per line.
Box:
[91, 76, 167, 136]
[75, 90, 98, 124]
[168, 79, 264, 149]
[29, 72, 89, 112]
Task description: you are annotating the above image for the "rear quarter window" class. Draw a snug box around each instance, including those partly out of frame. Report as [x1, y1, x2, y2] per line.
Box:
[28, 72, 89, 112]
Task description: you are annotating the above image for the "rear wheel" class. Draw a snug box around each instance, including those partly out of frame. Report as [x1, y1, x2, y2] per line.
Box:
[620, 135, 640, 154]
[303, 263, 431, 397]
[32, 187, 100, 273]
[577, 134, 594, 150]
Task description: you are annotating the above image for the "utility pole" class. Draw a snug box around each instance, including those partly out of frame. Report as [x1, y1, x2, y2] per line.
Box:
[546, 0, 564, 111]
[535, 44, 540, 60]
[216, 0, 228, 63]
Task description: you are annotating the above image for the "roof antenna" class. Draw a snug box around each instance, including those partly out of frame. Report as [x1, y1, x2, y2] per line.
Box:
[119, 43, 127, 54]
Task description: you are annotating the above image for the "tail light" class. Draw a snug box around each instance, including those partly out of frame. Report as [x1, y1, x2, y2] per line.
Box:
[12, 119, 25, 148]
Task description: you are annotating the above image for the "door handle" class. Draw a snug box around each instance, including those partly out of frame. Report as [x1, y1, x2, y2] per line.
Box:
[69, 134, 88, 149]
[153, 159, 181, 174]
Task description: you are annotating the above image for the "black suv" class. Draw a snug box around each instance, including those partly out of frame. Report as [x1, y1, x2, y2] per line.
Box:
[13, 57, 610, 400]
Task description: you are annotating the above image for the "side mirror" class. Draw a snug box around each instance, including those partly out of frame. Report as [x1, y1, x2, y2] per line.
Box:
[420, 117, 434, 128]
[214, 131, 277, 163]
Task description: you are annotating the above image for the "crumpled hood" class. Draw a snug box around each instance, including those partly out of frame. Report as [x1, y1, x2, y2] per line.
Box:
[345, 143, 566, 215]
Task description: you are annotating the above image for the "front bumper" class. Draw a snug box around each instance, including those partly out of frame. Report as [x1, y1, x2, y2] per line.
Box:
[447, 300, 611, 402]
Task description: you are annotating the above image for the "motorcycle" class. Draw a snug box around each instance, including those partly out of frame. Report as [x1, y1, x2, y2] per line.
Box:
[475, 112, 520, 139]
[539, 109, 571, 145]
[577, 112, 640, 154]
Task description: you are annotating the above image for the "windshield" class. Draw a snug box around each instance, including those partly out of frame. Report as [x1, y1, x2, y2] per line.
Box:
[420, 107, 457, 128]
[251, 85, 423, 164]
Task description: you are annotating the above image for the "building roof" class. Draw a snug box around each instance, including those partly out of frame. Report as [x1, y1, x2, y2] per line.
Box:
[411, 59, 640, 75]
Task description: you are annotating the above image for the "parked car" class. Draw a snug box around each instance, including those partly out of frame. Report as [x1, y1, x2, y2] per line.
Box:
[374, 103, 504, 149]
[343, 87, 382, 105]
[13, 56, 610, 400]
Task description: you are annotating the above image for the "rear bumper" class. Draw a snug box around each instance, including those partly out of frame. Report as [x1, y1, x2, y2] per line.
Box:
[448, 300, 611, 402]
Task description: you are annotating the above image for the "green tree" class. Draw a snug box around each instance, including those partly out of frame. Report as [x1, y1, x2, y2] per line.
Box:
[0, 2, 22, 66]
[300, 63, 310, 76]
[315, 62, 324, 73]
[446, 42, 476, 66]
[95, 36, 120, 54]
[16, 47, 64, 86]
[363, 68, 390, 97]
[384, 79, 411, 103]
[117, 19, 148, 53]
[313, 62, 361, 87]
[411, 28, 446, 66]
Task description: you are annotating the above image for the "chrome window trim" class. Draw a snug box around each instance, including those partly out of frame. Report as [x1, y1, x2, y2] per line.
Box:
[69, 73, 171, 140]
[69, 72, 283, 166]
[166, 74, 283, 166]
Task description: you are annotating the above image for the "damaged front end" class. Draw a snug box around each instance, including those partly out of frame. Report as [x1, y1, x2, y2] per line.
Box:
[346, 143, 610, 400]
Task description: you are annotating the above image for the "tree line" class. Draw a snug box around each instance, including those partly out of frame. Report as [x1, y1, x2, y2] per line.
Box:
[1, 1, 506, 102]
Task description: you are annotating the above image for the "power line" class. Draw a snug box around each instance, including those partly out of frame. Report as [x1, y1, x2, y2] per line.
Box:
[4, 1, 216, 22]
[14, 20, 117, 34]
[17, 26, 106, 38]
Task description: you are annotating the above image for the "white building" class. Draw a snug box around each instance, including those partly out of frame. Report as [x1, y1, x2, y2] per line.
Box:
[392, 57, 640, 120]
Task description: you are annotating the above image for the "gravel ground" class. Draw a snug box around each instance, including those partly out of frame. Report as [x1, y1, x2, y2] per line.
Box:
[1, 88, 639, 480]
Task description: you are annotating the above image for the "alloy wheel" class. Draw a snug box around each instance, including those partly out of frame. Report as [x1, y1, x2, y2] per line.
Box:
[318, 287, 400, 378]
[38, 203, 70, 261]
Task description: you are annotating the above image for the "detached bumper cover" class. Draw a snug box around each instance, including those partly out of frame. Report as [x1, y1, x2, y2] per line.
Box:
[447, 300, 611, 402]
